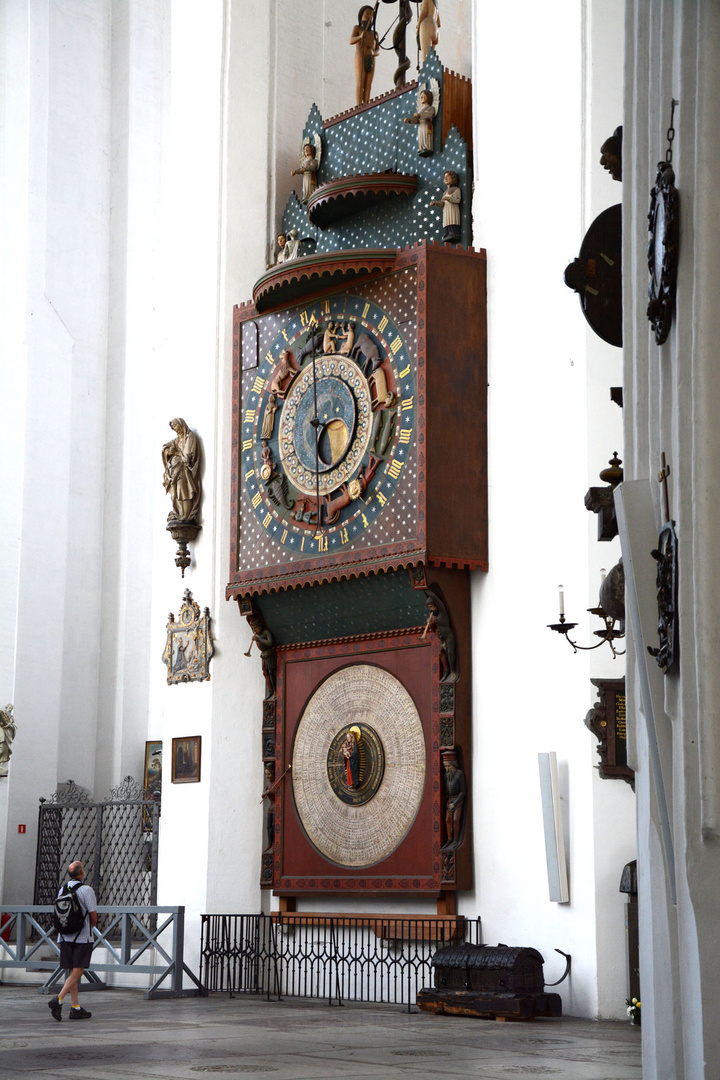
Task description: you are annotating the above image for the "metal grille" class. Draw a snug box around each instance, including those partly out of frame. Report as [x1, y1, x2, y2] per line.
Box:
[33, 777, 159, 931]
[200, 914, 482, 1011]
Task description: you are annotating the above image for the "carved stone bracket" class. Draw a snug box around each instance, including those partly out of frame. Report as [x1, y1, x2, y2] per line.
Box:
[584, 679, 633, 787]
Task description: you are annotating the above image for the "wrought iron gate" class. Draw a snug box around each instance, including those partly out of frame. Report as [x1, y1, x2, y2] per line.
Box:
[33, 776, 159, 927]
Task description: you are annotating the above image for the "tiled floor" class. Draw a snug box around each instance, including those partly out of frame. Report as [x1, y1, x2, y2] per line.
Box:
[0, 986, 642, 1080]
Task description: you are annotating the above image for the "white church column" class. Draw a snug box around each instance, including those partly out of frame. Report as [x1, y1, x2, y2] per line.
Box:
[624, 1, 720, 1075]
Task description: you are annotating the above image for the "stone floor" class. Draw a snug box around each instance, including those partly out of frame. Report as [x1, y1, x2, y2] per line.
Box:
[0, 985, 642, 1080]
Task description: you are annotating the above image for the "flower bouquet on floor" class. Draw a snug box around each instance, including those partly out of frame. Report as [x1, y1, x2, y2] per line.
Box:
[626, 997, 641, 1025]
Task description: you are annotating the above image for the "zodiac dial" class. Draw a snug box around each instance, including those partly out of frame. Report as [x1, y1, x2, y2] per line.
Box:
[241, 294, 417, 556]
[291, 665, 426, 869]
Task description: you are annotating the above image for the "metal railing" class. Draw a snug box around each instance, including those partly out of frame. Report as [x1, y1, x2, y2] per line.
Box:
[200, 913, 482, 1011]
[0, 905, 204, 998]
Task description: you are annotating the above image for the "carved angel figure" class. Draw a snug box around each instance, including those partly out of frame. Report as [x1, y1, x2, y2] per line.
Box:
[404, 80, 439, 156]
[162, 418, 201, 523]
[292, 133, 322, 203]
[0, 705, 17, 777]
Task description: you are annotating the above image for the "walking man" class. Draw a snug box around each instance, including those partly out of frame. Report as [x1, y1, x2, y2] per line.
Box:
[48, 860, 97, 1021]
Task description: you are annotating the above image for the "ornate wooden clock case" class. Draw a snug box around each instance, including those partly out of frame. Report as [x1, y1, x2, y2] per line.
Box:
[227, 55, 486, 911]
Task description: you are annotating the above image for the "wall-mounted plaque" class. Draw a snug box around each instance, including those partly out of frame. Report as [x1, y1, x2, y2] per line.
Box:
[584, 679, 633, 787]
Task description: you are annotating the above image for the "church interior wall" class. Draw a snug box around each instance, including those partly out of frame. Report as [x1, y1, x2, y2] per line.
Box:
[469, 0, 634, 1020]
[0, 0, 642, 1031]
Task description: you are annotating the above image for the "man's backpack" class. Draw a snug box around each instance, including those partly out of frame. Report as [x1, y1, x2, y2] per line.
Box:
[52, 881, 86, 936]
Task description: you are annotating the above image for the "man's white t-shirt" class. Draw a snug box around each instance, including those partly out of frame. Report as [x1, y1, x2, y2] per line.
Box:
[56, 881, 97, 944]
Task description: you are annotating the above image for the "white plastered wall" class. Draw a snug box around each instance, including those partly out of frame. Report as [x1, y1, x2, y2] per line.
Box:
[470, 0, 634, 1018]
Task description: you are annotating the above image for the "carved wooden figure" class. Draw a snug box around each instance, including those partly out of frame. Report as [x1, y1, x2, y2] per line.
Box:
[416, 0, 440, 63]
[269, 349, 299, 398]
[404, 84, 438, 156]
[261, 762, 276, 851]
[162, 419, 201, 523]
[247, 616, 277, 700]
[350, 4, 380, 106]
[442, 749, 466, 848]
[291, 135, 321, 203]
[430, 172, 461, 244]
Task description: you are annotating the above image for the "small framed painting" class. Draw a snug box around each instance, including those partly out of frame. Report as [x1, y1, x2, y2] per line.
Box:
[171, 736, 202, 784]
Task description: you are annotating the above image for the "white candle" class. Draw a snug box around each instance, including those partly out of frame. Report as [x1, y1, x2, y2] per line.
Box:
[558, 586, 564, 617]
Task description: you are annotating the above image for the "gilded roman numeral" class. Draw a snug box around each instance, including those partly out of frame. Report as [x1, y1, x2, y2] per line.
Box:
[265, 350, 273, 363]
[387, 459, 403, 479]
[399, 363, 411, 378]
[244, 408, 256, 424]
[361, 513, 369, 528]
[242, 439, 252, 451]
[263, 512, 272, 529]
[281, 529, 288, 544]
[376, 490, 387, 507]
[398, 428, 412, 444]
[340, 527, 349, 544]
[252, 376, 265, 394]
[245, 469, 255, 480]
[300, 310, 310, 327]
[251, 491, 262, 509]
[321, 299, 330, 315]
[363, 303, 370, 318]
[390, 335, 403, 354]
[401, 396, 414, 411]
[377, 316, 388, 333]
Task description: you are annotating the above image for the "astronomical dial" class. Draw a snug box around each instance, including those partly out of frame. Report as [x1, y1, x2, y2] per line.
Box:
[291, 665, 426, 869]
[241, 294, 417, 555]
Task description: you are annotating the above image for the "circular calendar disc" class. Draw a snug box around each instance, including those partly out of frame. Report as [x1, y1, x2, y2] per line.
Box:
[291, 665, 426, 868]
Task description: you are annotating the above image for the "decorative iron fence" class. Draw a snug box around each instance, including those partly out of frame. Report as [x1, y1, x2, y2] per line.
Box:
[200, 913, 482, 1011]
[33, 777, 159, 932]
[0, 904, 203, 998]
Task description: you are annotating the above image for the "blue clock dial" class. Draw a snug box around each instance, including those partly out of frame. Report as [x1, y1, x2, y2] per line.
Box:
[241, 294, 416, 554]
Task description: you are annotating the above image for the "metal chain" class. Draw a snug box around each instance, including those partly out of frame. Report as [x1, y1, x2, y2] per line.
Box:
[666, 98, 679, 163]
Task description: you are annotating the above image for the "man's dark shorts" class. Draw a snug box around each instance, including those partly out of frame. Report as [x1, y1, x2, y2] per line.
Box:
[59, 941, 93, 970]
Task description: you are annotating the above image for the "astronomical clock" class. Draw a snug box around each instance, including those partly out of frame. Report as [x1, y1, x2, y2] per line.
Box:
[227, 51, 486, 911]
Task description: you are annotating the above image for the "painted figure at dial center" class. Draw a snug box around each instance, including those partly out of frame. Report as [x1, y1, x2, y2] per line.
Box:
[350, 4, 380, 106]
[342, 726, 362, 788]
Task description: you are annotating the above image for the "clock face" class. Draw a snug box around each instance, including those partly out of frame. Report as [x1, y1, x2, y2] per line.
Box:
[291, 665, 426, 869]
[241, 293, 417, 557]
